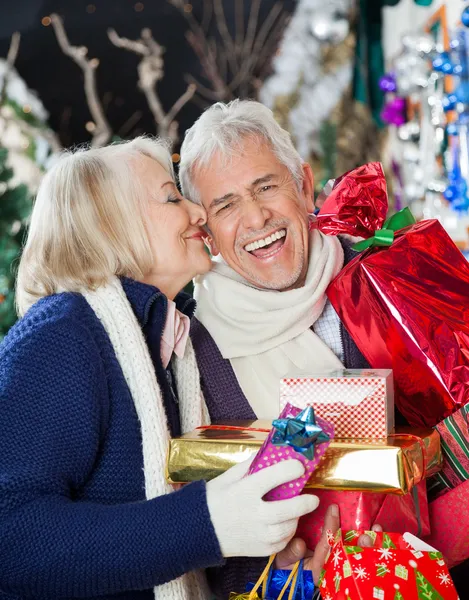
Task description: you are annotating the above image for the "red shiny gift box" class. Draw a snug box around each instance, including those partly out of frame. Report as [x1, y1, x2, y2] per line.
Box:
[315, 162, 469, 427]
[297, 480, 430, 549]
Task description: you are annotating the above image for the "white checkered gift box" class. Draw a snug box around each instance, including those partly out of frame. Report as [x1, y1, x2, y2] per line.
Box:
[280, 369, 394, 438]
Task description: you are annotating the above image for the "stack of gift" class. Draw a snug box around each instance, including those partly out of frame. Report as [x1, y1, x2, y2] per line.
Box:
[313, 162, 469, 567]
[319, 529, 459, 599]
[166, 370, 442, 546]
[278, 369, 440, 548]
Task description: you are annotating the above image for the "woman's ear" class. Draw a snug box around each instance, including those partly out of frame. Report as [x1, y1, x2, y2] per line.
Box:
[203, 236, 219, 257]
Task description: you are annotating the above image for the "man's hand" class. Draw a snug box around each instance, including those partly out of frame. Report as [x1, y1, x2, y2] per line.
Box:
[275, 504, 383, 583]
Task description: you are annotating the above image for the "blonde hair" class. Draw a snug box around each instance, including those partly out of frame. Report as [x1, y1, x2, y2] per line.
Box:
[16, 136, 174, 316]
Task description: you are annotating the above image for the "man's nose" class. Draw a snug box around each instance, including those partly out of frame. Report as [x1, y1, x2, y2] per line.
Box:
[241, 198, 271, 231]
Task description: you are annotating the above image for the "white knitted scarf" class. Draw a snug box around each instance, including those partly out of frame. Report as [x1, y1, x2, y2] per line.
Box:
[194, 230, 345, 418]
[83, 277, 211, 600]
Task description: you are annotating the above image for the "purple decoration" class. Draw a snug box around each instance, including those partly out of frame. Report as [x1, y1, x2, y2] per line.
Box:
[381, 96, 407, 126]
[379, 73, 397, 93]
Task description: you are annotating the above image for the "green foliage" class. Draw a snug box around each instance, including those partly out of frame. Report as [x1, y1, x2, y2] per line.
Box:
[0, 147, 31, 338]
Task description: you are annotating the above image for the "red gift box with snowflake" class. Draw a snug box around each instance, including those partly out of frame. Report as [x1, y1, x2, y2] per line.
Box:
[318, 529, 459, 600]
[280, 369, 394, 438]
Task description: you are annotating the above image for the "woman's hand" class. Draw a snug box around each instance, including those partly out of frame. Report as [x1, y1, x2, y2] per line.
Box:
[275, 504, 383, 583]
[206, 458, 320, 558]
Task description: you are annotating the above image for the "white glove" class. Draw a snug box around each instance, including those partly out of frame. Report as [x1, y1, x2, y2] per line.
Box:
[206, 458, 319, 558]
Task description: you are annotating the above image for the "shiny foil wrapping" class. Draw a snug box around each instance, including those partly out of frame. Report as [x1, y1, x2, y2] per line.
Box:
[165, 421, 442, 495]
[316, 163, 469, 427]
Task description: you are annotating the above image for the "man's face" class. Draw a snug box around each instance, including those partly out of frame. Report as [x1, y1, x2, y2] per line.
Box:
[192, 137, 314, 290]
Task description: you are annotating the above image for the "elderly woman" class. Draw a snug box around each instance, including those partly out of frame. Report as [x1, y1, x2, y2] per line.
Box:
[0, 137, 321, 600]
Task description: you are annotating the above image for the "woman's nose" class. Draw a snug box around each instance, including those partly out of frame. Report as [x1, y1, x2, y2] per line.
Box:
[185, 198, 207, 227]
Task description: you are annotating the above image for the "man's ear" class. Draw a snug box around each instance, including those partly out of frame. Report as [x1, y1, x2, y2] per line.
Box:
[204, 235, 220, 257]
[301, 162, 315, 213]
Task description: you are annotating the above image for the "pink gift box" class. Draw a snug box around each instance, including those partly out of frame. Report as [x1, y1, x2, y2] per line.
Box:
[280, 369, 394, 438]
[247, 403, 334, 501]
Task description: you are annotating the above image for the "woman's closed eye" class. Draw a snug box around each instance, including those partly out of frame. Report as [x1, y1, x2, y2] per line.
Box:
[167, 194, 182, 204]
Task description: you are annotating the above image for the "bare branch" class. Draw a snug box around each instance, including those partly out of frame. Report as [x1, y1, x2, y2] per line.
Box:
[0, 32, 21, 106]
[242, 0, 261, 63]
[228, 2, 283, 93]
[165, 83, 196, 125]
[6, 32, 21, 68]
[185, 30, 229, 100]
[235, 0, 244, 51]
[109, 27, 193, 145]
[50, 13, 112, 147]
[201, 0, 213, 33]
[213, 0, 238, 72]
[118, 110, 143, 138]
[184, 73, 224, 101]
[108, 28, 148, 54]
[256, 13, 290, 81]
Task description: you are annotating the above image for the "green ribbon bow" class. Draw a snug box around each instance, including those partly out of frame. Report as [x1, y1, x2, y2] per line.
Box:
[352, 207, 416, 252]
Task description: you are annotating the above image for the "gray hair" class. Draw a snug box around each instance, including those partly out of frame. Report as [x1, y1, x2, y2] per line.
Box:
[179, 99, 303, 203]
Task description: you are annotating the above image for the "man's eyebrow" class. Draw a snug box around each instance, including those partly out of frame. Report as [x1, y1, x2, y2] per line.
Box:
[250, 174, 277, 187]
[209, 192, 236, 210]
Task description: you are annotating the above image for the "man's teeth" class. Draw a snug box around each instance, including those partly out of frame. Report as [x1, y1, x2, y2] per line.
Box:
[244, 229, 286, 253]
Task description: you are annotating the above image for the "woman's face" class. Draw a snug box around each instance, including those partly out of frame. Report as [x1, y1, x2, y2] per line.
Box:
[136, 155, 211, 298]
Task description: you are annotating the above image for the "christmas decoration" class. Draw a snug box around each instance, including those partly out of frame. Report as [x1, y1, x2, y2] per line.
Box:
[319, 529, 458, 599]
[248, 403, 333, 501]
[0, 33, 57, 338]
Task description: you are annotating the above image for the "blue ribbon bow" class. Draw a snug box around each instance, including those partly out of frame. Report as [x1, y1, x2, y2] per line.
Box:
[272, 406, 331, 460]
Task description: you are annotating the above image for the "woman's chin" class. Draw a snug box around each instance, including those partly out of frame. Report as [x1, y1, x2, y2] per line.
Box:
[191, 255, 213, 280]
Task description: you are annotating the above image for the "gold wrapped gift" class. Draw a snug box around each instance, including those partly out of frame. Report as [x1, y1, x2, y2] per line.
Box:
[165, 421, 442, 495]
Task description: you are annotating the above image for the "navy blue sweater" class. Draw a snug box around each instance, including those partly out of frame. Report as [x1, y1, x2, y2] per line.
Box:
[0, 278, 223, 600]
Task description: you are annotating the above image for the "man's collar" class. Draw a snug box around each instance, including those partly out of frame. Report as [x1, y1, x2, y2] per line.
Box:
[120, 277, 196, 327]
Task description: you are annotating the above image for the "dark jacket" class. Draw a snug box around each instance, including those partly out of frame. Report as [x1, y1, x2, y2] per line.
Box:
[0, 278, 222, 600]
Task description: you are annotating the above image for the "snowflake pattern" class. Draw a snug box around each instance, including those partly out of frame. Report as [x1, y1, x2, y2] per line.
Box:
[332, 548, 342, 568]
[376, 548, 394, 561]
[437, 572, 451, 586]
[353, 565, 369, 580]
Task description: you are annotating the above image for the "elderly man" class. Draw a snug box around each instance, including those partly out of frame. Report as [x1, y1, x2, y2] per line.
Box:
[179, 100, 370, 598]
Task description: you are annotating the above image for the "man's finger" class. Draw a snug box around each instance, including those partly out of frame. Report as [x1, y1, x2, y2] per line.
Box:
[306, 504, 340, 584]
[372, 523, 383, 532]
[275, 537, 307, 569]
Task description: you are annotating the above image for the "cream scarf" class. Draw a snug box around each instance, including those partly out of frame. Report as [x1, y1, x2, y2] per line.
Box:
[83, 277, 211, 600]
[194, 230, 345, 418]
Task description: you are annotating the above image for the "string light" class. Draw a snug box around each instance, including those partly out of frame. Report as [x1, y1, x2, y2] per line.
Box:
[86, 121, 96, 132]
[41, 16, 51, 26]
[86, 4, 96, 13]
[183, 4, 193, 13]
[22, 105, 32, 114]
[134, 2, 144, 11]
[172, 153, 181, 163]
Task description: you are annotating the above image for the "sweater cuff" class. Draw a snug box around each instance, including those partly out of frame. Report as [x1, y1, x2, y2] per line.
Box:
[151, 480, 224, 575]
